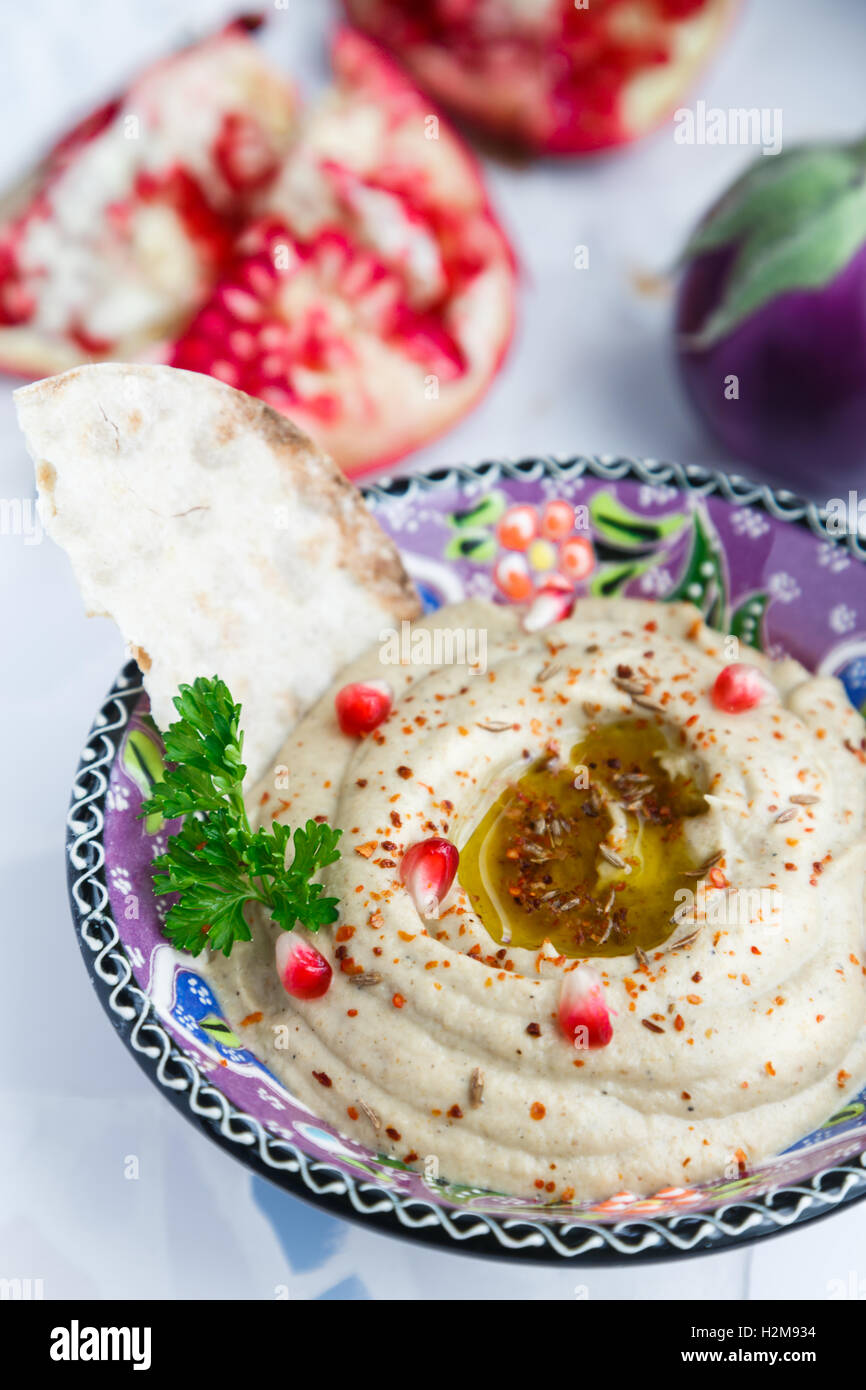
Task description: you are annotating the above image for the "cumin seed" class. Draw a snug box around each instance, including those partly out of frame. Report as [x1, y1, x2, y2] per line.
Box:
[359, 1099, 382, 1132]
[665, 927, 701, 953]
[683, 849, 723, 878]
[469, 1067, 485, 1108]
[351, 971, 383, 988]
[612, 675, 646, 697]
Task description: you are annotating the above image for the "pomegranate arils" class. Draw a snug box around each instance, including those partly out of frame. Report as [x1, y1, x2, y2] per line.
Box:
[522, 584, 576, 633]
[0, 23, 296, 370]
[558, 965, 613, 1049]
[400, 837, 459, 919]
[176, 28, 516, 476]
[710, 663, 771, 714]
[214, 111, 281, 194]
[343, 0, 729, 155]
[276, 933, 333, 1000]
[335, 679, 393, 736]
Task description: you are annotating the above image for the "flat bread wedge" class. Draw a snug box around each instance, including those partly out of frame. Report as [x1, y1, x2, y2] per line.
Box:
[16, 362, 421, 783]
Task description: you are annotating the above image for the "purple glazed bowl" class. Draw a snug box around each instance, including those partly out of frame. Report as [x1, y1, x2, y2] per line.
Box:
[67, 453, 866, 1263]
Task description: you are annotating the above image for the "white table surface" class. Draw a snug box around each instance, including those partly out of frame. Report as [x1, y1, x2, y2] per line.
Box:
[2, 0, 866, 1301]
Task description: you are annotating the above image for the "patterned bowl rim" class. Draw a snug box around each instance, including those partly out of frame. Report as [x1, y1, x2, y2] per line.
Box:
[66, 452, 866, 1265]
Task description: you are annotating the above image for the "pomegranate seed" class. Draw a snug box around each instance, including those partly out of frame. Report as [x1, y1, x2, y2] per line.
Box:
[335, 679, 393, 736]
[522, 583, 576, 633]
[213, 111, 278, 193]
[710, 663, 771, 714]
[211, 360, 239, 386]
[276, 934, 332, 1000]
[221, 286, 262, 323]
[400, 837, 459, 919]
[558, 965, 613, 1049]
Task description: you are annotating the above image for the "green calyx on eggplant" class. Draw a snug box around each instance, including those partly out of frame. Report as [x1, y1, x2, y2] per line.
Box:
[675, 136, 866, 495]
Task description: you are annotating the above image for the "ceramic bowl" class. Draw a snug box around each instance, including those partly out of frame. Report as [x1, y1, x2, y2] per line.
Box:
[67, 453, 866, 1263]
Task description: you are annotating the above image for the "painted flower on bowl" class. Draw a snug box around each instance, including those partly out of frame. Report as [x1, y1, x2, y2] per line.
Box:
[492, 500, 595, 600]
[444, 491, 594, 600]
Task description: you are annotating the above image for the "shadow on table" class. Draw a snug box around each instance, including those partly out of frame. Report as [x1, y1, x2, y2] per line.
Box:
[252, 1175, 370, 1300]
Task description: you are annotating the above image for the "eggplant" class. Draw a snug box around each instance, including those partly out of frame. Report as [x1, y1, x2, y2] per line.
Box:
[675, 139, 866, 499]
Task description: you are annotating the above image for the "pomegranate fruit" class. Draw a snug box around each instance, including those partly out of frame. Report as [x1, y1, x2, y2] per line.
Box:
[342, 0, 735, 156]
[0, 21, 297, 376]
[170, 29, 516, 476]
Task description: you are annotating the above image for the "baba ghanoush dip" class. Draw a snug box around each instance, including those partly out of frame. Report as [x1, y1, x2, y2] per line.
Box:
[207, 596, 866, 1202]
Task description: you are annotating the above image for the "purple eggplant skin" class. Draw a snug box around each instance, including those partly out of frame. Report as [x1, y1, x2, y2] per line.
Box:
[676, 239, 866, 499]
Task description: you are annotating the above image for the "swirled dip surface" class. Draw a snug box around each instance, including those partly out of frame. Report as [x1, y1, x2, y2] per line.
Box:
[206, 598, 866, 1201]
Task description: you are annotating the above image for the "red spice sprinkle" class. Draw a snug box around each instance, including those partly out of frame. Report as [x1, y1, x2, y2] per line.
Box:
[448, 1104, 463, 1119]
[526, 1022, 542, 1037]
[396, 765, 413, 779]
[392, 993, 406, 1009]
[240, 1012, 263, 1027]
[312, 1071, 332, 1088]
[347, 1106, 359, 1120]
[530, 1102, 546, 1120]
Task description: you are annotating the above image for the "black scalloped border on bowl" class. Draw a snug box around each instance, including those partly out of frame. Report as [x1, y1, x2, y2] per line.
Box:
[66, 454, 866, 1265]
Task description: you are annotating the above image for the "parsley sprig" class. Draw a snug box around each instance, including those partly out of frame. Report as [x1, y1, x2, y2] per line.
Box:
[140, 677, 342, 956]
